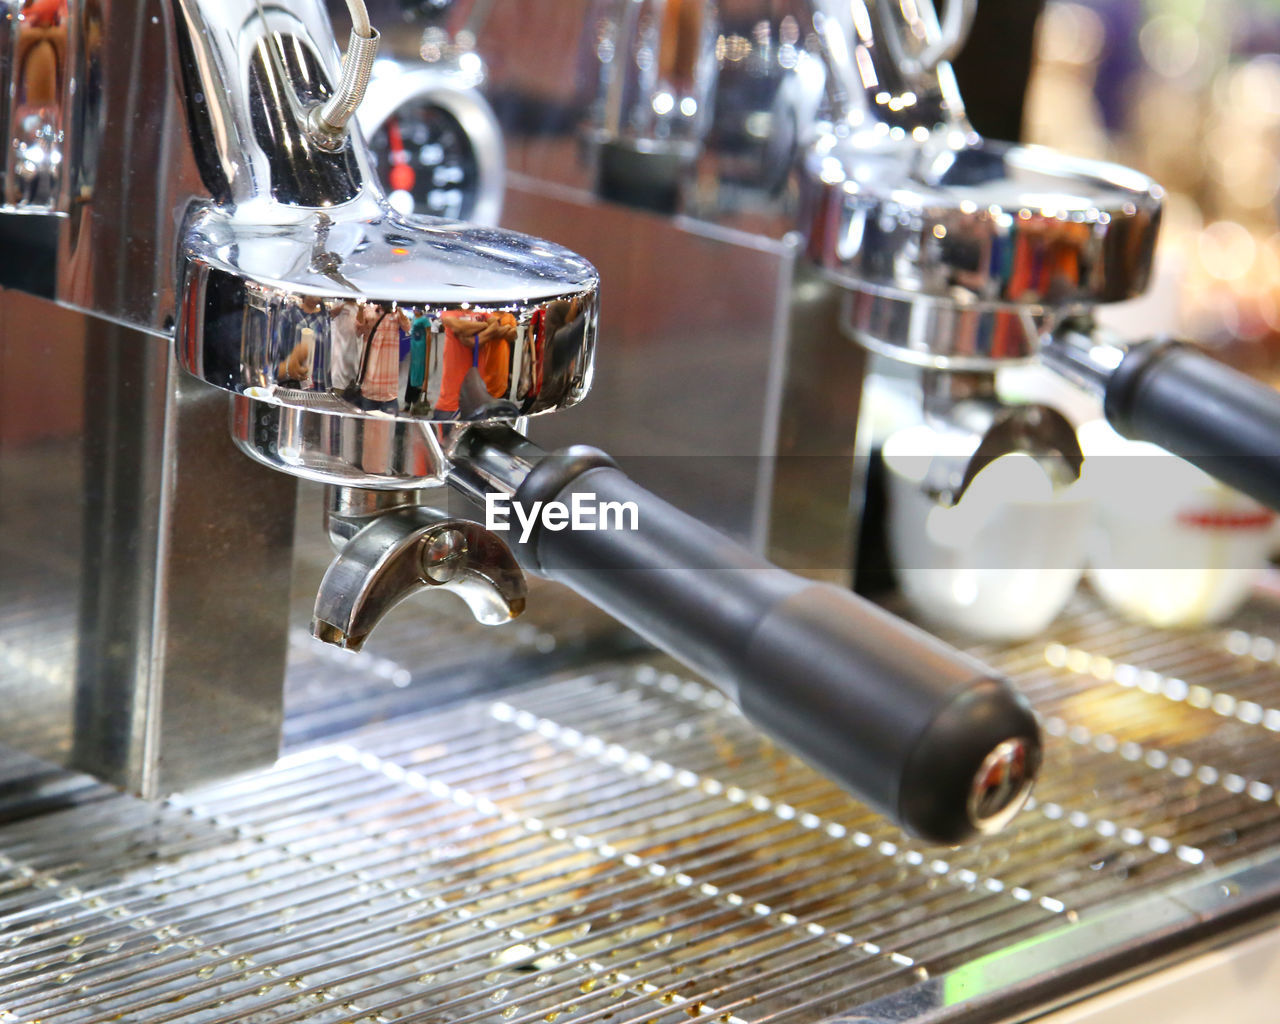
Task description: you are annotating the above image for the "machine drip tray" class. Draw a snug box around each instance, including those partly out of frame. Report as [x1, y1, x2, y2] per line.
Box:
[2, 593, 1280, 1022]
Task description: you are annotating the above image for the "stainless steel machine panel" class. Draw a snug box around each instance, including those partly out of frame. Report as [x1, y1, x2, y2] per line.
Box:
[502, 177, 863, 567]
[0, 287, 299, 796]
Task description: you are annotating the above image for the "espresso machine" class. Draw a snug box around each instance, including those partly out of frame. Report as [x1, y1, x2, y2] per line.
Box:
[2, 1, 1280, 1022]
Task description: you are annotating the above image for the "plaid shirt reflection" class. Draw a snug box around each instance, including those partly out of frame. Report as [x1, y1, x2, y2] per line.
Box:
[362, 312, 402, 403]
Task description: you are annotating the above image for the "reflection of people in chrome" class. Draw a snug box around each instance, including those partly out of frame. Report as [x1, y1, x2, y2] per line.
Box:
[328, 299, 361, 392]
[405, 311, 432, 411]
[349, 302, 409, 413]
[531, 297, 585, 409]
[479, 312, 517, 398]
[437, 309, 515, 414]
[276, 295, 330, 390]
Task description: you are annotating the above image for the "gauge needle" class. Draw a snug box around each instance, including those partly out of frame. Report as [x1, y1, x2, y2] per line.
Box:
[386, 116, 416, 194]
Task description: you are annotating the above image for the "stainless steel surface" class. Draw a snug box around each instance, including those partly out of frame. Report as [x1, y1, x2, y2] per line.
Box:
[171, 0, 601, 486]
[587, 0, 718, 159]
[0, 0, 602, 795]
[878, 0, 978, 76]
[3, 591, 1280, 1021]
[1038, 321, 1133, 401]
[807, 140, 1163, 367]
[0, 287, 298, 798]
[0, 0, 860, 800]
[181, 250, 596, 429]
[6, 9, 1271, 1020]
[172, 0, 365, 208]
[0, 0, 333, 799]
[809, 0, 966, 133]
[501, 180, 864, 574]
[324, 485, 432, 545]
[465, 0, 825, 235]
[54, 0, 195, 333]
[359, 4, 867, 572]
[447, 420, 544, 507]
[230, 395, 457, 488]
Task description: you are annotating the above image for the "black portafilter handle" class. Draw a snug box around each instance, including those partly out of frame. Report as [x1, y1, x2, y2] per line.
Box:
[453, 435, 1041, 845]
[1102, 340, 1280, 511]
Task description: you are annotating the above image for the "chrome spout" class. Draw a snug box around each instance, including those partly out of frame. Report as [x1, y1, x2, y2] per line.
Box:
[313, 492, 527, 651]
[915, 369, 1083, 506]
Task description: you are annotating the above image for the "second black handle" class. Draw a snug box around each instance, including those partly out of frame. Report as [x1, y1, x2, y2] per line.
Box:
[1105, 341, 1280, 511]
[506, 449, 1041, 845]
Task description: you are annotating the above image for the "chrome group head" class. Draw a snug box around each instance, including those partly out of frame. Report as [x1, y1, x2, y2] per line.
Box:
[170, 0, 600, 489]
[800, 0, 1163, 369]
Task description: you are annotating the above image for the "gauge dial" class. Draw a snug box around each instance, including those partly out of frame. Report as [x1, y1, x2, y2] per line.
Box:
[360, 67, 505, 226]
[368, 102, 479, 220]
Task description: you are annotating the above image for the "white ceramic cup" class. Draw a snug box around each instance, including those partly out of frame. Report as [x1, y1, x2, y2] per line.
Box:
[882, 425, 1092, 641]
[1077, 420, 1276, 629]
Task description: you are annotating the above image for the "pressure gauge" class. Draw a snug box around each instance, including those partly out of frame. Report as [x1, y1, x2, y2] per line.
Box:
[358, 63, 505, 226]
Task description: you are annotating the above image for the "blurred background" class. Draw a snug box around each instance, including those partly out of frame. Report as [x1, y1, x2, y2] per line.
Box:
[1022, 0, 1280, 381]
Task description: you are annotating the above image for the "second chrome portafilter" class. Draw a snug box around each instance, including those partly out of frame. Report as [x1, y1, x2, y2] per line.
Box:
[801, 0, 1280, 511]
[175, 0, 1040, 844]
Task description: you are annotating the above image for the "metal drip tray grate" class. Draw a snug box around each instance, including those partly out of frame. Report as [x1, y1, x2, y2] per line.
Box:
[4, 594, 1280, 1022]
